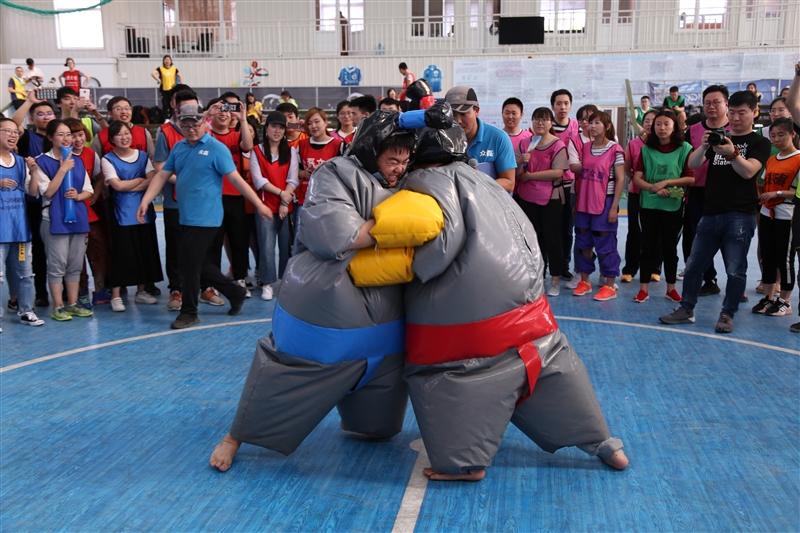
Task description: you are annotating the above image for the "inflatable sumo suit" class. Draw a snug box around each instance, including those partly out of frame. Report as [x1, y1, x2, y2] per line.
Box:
[402, 125, 624, 475]
[404, 79, 435, 111]
[227, 110, 418, 455]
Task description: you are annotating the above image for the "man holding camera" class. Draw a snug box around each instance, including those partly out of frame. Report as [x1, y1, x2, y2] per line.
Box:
[660, 90, 771, 333]
[682, 85, 730, 296]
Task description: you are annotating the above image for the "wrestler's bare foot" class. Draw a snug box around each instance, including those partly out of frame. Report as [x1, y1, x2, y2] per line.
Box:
[339, 420, 383, 439]
[210, 434, 241, 472]
[423, 467, 486, 481]
[602, 449, 629, 470]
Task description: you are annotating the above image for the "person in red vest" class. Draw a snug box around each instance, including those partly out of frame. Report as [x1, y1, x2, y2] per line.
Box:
[59, 58, 89, 93]
[249, 111, 299, 301]
[91, 96, 154, 159]
[206, 93, 253, 298]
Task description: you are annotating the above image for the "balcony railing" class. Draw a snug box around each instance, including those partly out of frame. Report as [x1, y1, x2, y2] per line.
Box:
[118, 4, 799, 61]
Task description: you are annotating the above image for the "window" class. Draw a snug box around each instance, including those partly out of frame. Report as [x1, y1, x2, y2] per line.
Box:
[746, 0, 781, 19]
[602, 0, 634, 24]
[55, 0, 104, 49]
[411, 0, 455, 37]
[541, 0, 586, 33]
[471, 0, 501, 30]
[317, 0, 364, 32]
[162, 1, 237, 41]
[679, 0, 727, 30]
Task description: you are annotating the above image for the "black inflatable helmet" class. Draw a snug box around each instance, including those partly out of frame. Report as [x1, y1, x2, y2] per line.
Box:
[404, 79, 435, 110]
[346, 109, 416, 182]
[414, 122, 468, 166]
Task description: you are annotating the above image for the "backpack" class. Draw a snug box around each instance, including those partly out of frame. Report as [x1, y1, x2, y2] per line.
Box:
[148, 106, 165, 125]
[131, 105, 146, 124]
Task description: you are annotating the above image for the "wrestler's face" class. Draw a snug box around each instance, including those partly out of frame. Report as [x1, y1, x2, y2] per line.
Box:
[376, 147, 411, 187]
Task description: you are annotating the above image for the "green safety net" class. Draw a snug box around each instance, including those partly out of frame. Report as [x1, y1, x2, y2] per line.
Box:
[0, 0, 114, 16]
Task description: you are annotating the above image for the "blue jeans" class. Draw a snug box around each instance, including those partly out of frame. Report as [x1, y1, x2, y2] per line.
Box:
[0, 242, 34, 318]
[255, 213, 290, 285]
[680, 212, 756, 317]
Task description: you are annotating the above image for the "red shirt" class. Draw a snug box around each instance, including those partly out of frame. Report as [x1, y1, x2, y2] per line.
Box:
[62, 70, 82, 93]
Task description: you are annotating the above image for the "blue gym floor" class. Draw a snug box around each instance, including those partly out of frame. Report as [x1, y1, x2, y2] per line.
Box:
[1, 214, 798, 533]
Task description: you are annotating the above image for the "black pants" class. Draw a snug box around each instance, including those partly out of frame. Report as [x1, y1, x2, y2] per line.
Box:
[211, 195, 249, 281]
[640, 207, 683, 284]
[758, 215, 795, 291]
[683, 187, 716, 282]
[244, 212, 259, 272]
[160, 89, 172, 119]
[623, 192, 662, 277]
[25, 200, 48, 299]
[516, 196, 563, 277]
[179, 225, 244, 317]
[163, 208, 182, 291]
[561, 186, 575, 273]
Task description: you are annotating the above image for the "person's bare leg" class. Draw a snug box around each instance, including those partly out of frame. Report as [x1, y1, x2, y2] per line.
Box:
[50, 282, 64, 308]
[210, 433, 241, 472]
[423, 467, 486, 481]
[602, 449, 629, 470]
[65, 280, 79, 306]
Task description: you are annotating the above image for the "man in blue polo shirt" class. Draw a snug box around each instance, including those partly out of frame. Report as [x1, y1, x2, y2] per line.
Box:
[444, 85, 516, 192]
[138, 104, 271, 330]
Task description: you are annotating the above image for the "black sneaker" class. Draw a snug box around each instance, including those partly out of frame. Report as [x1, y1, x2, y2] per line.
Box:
[145, 283, 161, 296]
[699, 279, 721, 296]
[752, 297, 772, 314]
[171, 314, 200, 330]
[790, 321, 800, 333]
[7, 299, 18, 312]
[228, 288, 247, 316]
[562, 270, 574, 281]
[659, 306, 695, 325]
[715, 312, 734, 333]
[765, 297, 792, 317]
[34, 296, 49, 308]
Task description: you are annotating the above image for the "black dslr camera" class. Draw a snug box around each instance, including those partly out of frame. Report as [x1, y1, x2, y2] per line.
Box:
[707, 128, 730, 146]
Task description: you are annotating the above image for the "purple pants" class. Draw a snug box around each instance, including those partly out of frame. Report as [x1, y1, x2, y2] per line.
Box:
[574, 196, 621, 278]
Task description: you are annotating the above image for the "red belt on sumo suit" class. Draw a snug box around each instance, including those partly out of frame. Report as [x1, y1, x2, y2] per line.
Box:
[406, 296, 558, 404]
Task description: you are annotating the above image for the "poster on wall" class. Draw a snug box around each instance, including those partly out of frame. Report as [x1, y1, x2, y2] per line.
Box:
[339, 66, 362, 87]
[423, 64, 443, 93]
[236, 61, 269, 87]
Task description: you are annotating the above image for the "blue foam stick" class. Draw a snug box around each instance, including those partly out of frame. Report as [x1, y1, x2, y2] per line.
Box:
[398, 110, 427, 130]
[61, 145, 77, 224]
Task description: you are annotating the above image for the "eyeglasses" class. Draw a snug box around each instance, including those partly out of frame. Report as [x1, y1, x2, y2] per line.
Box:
[769, 107, 788, 115]
[704, 100, 725, 108]
[53, 133, 73, 139]
[532, 118, 551, 124]
[179, 122, 204, 131]
[35, 112, 56, 119]
[0, 128, 20, 137]
[112, 106, 132, 112]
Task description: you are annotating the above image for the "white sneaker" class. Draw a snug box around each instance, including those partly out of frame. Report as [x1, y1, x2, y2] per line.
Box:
[111, 297, 126, 312]
[599, 275, 607, 286]
[566, 277, 581, 290]
[20, 311, 45, 327]
[134, 291, 158, 304]
[261, 285, 274, 301]
[547, 281, 560, 297]
[676, 269, 685, 281]
[236, 279, 252, 298]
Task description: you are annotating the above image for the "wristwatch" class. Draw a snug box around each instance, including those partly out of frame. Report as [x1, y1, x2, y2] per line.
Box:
[777, 190, 783, 197]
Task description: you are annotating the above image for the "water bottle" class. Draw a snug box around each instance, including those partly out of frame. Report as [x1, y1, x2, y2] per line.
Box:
[376, 42, 384, 56]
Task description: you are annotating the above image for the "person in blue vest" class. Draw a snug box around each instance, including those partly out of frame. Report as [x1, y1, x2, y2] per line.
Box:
[102, 121, 164, 313]
[444, 86, 516, 193]
[34, 119, 94, 322]
[0, 117, 45, 330]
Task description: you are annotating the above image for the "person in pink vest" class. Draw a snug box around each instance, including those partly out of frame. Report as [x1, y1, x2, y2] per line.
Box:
[550, 89, 581, 283]
[570, 111, 625, 301]
[516, 107, 569, 297]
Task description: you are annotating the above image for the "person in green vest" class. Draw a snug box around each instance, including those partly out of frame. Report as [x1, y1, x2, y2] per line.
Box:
[663, 86, 687, 130]
[631, 109, 695, 303]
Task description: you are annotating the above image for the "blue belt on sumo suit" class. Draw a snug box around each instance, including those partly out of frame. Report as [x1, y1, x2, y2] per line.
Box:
[272, 303, 405, 392]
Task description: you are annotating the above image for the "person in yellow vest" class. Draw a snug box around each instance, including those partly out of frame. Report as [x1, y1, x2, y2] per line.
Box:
[8, 67, 27, 111]
[151, 55, 183, 120]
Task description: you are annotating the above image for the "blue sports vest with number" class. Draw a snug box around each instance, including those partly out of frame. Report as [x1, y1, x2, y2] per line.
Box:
[0, 153, 32, 243]
[105, 150, 154, 226]
[25, 131, 45, 203]
[35, 153, 90, 234]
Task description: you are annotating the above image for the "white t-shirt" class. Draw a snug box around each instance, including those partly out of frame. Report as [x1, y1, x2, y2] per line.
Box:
[24, 67, 44, 91]
[36, 151, 93, 212]
[0, 153, 33, 194]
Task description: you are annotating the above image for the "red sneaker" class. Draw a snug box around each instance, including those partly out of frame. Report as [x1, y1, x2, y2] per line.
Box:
[665, 289, 682, 303]
[632, 290, 649, 303]
[593, 285, 618, 301]
[572, 280, 593, 297]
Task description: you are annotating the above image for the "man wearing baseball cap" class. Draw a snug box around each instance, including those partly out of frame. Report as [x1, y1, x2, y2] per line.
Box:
[137, 103, 272, 330]
[444, 86, 516, 192]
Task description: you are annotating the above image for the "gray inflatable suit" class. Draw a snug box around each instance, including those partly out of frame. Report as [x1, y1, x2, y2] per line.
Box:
[227, 112, 414, 455]
[402, 126, 624, 475]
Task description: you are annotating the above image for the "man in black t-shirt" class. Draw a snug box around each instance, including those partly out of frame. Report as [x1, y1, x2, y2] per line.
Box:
[660, 90, 771, 334]
[786, 60, 800, 333]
